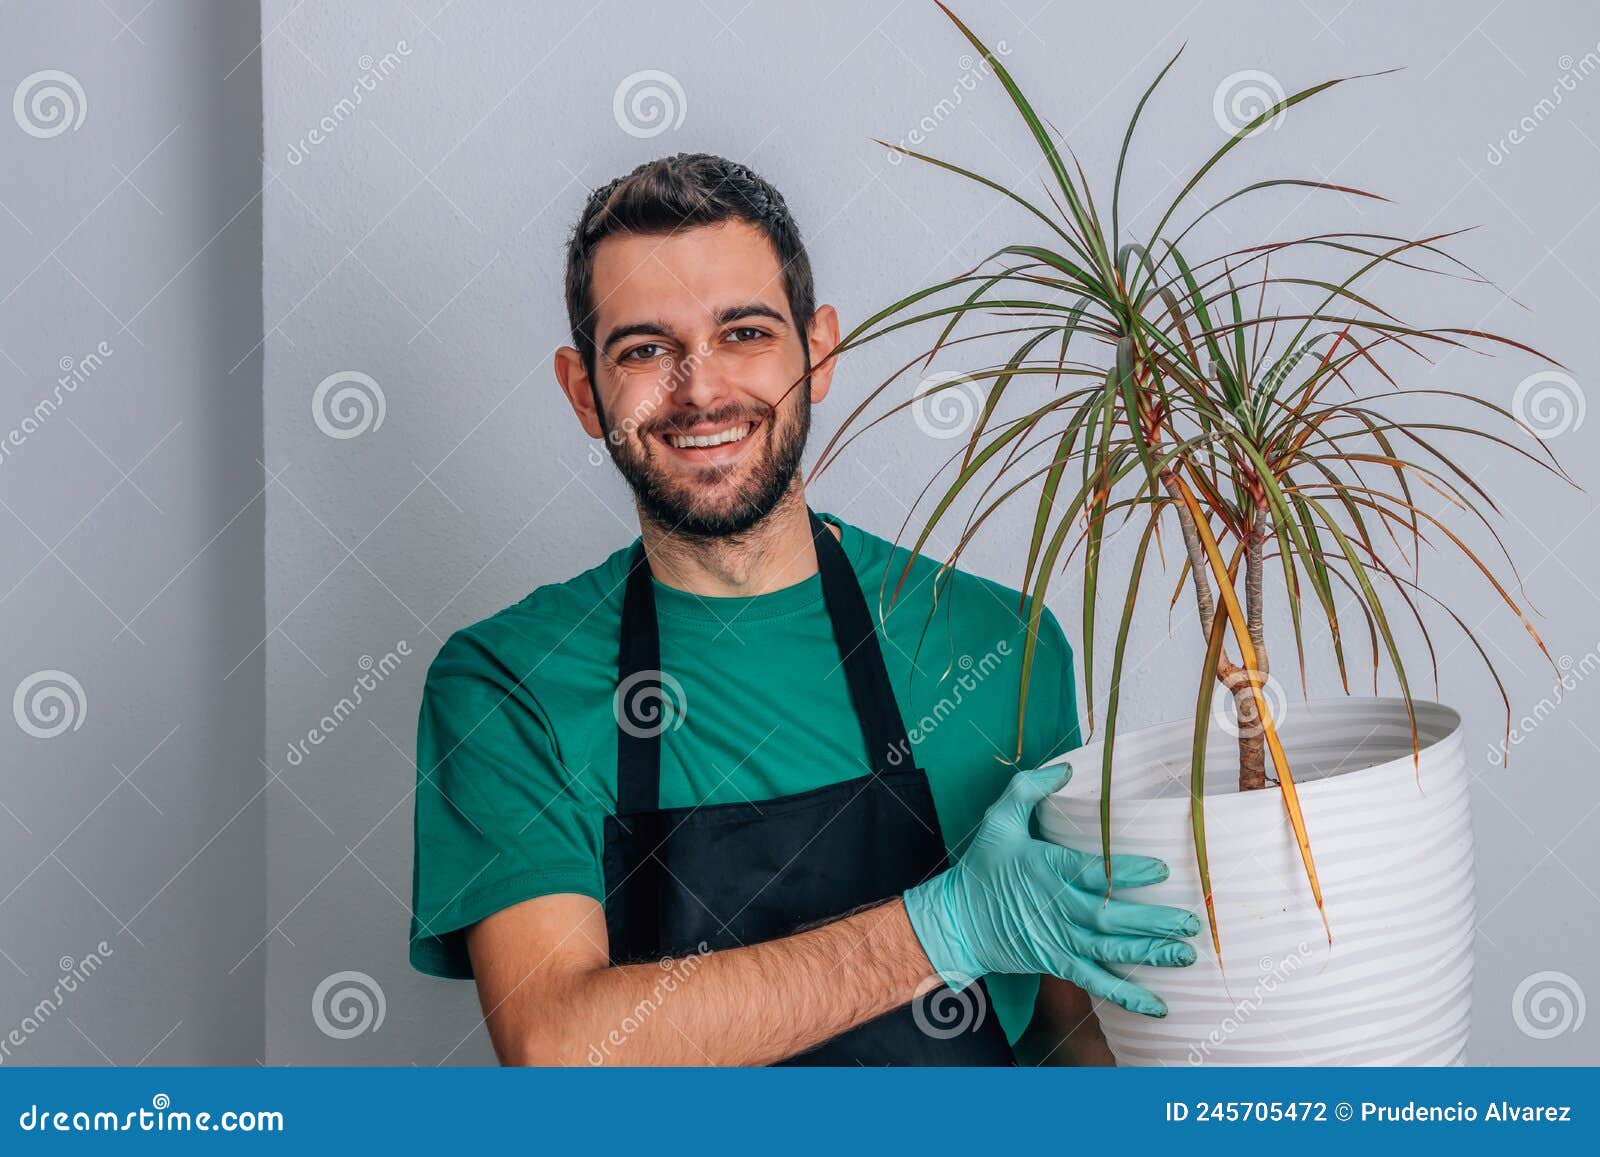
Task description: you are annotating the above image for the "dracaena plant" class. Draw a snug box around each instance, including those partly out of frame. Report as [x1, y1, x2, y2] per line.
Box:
[812, 2, 1571, 954]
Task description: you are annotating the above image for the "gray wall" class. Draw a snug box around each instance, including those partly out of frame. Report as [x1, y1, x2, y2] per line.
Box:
[0, 3, 264, 1063]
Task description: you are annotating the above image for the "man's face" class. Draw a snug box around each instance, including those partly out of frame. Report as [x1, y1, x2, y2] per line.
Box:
[557, 219, 835, 538]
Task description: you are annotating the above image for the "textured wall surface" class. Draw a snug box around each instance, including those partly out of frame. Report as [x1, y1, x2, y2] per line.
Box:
[0, 3, 264, 1063]
[239, 0, 1594, 1066]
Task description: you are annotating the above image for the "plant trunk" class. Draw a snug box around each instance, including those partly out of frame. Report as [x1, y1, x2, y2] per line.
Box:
[1227, 666, 1268, 791]
[1229, 507, 1270, 792]
[1159, 468, 1274, 792]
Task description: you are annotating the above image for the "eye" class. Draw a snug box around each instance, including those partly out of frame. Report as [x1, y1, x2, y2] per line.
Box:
[727, 326, 769, 344]
[622, 342, 667, 363]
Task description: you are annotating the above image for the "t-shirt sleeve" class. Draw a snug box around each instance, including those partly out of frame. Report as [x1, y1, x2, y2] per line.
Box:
[1019, 606, 1082, 768]
[408, 628, 606, 979]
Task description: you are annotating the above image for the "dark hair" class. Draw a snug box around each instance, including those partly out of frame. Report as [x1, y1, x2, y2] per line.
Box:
[563, 153, 815, 382]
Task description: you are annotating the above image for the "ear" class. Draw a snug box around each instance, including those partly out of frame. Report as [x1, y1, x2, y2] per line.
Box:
[554, 346, 604, 440]
[804, 304, 840, 405]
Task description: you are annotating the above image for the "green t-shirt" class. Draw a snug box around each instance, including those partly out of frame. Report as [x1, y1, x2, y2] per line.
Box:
[409, 512, 1081, 1044]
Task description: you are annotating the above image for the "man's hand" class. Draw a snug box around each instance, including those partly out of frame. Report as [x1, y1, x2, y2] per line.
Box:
[902, 763, 1199, 1018]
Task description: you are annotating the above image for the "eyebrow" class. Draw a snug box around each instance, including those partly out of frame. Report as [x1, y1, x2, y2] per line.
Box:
[600, 303, 791, 356]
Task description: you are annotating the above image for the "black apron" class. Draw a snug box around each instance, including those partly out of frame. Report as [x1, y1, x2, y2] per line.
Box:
[601, 510, 1015, 1066]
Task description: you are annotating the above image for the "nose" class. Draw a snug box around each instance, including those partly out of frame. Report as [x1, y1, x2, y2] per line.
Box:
[665, 336, 733, 410]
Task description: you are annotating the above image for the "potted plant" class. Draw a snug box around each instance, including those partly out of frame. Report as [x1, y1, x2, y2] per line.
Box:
[816, 3, 1571, 1064]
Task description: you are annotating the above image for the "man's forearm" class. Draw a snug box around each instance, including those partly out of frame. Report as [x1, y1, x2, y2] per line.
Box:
[515, 899, 936, 1066]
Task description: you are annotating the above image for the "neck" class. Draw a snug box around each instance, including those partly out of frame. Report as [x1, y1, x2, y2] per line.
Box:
[638, 487, 834, 597]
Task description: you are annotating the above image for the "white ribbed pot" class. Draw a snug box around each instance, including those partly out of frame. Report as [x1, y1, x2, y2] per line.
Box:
[1036, 697, 1474, 1066]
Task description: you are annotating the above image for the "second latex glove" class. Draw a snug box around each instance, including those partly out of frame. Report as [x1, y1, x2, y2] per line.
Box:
[903, 763, 1200, 1018]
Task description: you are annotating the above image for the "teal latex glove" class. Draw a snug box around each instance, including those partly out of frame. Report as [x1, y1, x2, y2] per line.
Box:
[903, 763, 1200, 1018]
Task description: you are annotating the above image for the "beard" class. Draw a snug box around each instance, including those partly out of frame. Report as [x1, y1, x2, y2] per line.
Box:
[597, 381, 812, 539]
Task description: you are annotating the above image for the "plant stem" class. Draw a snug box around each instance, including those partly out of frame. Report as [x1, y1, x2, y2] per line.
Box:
[1162, 465, 1273, 792]
[1159, 468, 1217, 636]
[1233, 507, 1270, 792]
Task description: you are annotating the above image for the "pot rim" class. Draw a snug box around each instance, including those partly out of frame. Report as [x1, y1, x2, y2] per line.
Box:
[1042, 695, 1463, 808]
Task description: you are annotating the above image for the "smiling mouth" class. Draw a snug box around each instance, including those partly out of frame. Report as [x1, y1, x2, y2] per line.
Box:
[660, 421, 755, 450]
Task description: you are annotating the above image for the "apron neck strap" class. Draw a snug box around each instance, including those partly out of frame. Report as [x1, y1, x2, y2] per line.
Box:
[806, 510, 911, 782]
[614, 510, 913, 814]
[615, 542, 663, 814]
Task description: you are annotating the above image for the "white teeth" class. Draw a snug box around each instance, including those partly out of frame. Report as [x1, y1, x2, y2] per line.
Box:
[666, 423, 750, 449]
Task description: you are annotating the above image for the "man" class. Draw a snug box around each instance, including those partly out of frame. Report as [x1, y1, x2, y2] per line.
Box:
[408, 153, 1198, 1066]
